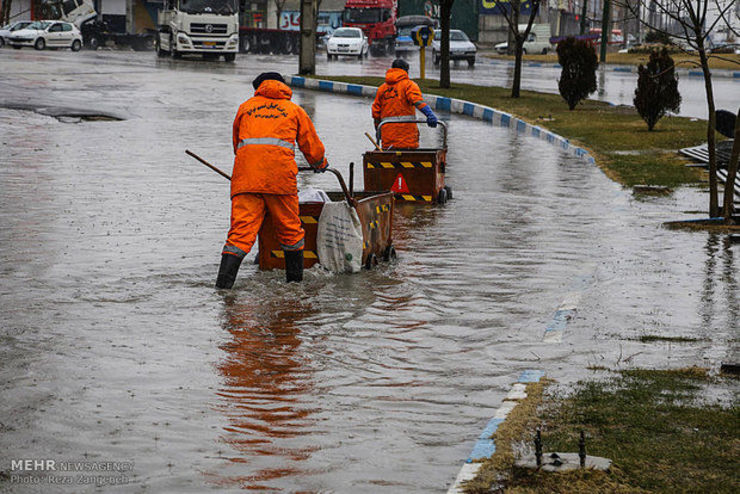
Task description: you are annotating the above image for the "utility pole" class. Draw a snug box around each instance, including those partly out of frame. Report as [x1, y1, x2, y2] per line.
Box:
[299, 0, 316, 75]
[599, 0, 609, 62]
[580, 0, 588, 34]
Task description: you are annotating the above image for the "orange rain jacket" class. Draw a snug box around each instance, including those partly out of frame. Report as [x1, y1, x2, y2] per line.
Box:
[231, 79, 327, 197]
[371, 68, 429, 149]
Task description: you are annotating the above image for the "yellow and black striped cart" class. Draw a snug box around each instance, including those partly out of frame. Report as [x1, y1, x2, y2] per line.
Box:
[364, 117, 451, 204]
[258, 167, 395, 272]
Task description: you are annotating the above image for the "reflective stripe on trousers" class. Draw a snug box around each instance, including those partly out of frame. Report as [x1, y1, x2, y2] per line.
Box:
[237, 137, 296, 152]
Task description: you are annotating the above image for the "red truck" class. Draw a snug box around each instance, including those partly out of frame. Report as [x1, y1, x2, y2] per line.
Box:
[342, 0, 397, 56]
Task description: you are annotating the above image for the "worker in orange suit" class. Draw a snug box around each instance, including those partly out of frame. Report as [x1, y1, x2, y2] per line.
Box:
[216, 72, 328, 289]
[372, 59, 438, 149]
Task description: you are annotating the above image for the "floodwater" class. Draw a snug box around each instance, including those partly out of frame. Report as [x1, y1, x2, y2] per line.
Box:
[0, 50, 738, 493]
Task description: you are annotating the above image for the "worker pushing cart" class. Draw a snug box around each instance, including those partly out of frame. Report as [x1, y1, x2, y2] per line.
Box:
[365, 60, 451, 205]
[215, 72, 329, 289]
[371, 59, 439, 150]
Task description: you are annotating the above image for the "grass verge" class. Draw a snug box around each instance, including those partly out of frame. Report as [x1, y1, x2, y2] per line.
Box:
[468, 367, 739, 493]
[483, 52, 740, 71]
[311, 75, 710, 188]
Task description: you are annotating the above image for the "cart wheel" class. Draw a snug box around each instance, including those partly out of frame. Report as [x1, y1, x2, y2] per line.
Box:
[444, 185, 453, 201]
[382, 245, 397, 262]
[364, 253, 378, 270]
[437, 187, 448, 205]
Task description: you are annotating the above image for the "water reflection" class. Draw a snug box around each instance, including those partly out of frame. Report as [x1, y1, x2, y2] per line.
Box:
[700, 234, 739, 335]
[214, 295, 318, 489]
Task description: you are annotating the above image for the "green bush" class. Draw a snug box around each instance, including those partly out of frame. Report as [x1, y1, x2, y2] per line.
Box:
[556, 37, 598, 110]
[633, 48, 681, 130]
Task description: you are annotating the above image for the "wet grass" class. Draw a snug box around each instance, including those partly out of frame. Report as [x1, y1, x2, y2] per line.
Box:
[483, 51, 740, 71]
[463, 380, 550, 493]
[468, 367, 739, 493]
[313, 75, 710, 188]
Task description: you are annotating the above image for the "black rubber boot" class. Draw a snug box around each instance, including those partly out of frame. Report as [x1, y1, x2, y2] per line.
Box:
[284, 250, 304, 283]
[215, 253, 243, 289]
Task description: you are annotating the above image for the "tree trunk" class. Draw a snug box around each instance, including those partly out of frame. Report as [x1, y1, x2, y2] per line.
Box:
[698, 44, 719, 217]
[512, 37, 524, 98]
[298, 0, 316, 75]
[440, 1, 452, 89]
[1, 0, 12, 25]
[723, 108, 740, 224]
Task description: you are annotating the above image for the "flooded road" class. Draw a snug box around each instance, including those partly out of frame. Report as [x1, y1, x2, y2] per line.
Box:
[1, 50, 738, 492]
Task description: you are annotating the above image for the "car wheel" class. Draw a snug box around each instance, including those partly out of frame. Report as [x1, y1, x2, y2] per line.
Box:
[240, 35, 250, 53]
[34, 37, 45, 50]
[0, 37, 4, 48]
[71, 39, 81, 52]
[541, 48, 548, 55]
[522, 48, 527, 55]
[326, 52, 332, 60]
[224, 53, 236, 62]
[88, 35, 100, 50]
[363, 46, 369, 58]
[433, 52, 440, 65]
[467, 57, 475, 68]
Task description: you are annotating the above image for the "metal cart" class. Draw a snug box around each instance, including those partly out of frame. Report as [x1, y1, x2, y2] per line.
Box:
[258, 166, 396, 271]
[363, 117, 451, 204]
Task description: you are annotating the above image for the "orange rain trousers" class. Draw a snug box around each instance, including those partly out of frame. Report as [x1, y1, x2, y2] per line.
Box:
[223, 193, 304, 258]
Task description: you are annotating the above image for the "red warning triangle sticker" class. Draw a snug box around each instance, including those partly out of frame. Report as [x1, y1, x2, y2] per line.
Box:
[390, 173, 410, 193]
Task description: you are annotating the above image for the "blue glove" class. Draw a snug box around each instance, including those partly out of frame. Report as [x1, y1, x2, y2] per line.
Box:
[420, 105, 438, 128]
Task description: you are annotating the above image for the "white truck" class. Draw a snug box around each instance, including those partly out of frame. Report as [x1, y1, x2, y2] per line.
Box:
[156, 0, 239, 61]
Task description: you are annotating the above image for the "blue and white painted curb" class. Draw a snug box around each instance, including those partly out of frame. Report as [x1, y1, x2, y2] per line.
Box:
[478, 58, 740, 80]
[446, 370, 546, 494]
[286, 75, 596, 165]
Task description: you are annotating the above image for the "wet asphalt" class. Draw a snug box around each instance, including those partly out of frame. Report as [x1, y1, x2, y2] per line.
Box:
[0, 49, 738, 492]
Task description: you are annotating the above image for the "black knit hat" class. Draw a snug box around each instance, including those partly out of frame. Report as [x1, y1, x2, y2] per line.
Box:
[252, 72, 286, 90]
[391, 59, 409, 72]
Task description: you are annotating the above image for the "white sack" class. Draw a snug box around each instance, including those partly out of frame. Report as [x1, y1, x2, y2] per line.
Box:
[316, 202, 363, 273]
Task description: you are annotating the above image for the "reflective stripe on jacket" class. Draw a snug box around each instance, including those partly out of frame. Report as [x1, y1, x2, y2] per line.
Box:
[371, 68, 428, 149]
[231, 80, 326, 196]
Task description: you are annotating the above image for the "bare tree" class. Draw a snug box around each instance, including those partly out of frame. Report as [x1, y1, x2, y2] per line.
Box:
[497, 0, 542, 98]
[617, 0, 739, 218]
[439, 0, 454, 88]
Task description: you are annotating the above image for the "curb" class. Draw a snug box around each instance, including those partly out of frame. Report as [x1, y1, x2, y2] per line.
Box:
[446, 370, 546, 494]
[285, 75, 596, 165]
[479, 58, 740, 79]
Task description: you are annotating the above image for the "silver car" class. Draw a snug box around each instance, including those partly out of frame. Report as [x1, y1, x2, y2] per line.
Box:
[432, 29, 477, 67]
[0, 20, 33, 47]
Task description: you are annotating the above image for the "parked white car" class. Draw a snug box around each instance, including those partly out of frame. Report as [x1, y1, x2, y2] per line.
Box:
[494, 24, 553, 55]
[326, 27, 368, 60]
[432, 29, 477, 67]
[7, 20, 82, 51]
[0, 20, 33, 47]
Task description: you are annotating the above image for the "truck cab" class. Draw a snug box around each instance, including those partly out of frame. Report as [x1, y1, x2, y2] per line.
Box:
[157, 0, 239, 61]
[342, 0, 397, 56]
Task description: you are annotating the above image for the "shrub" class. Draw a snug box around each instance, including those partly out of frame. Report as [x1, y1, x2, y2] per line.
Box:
[644, 30, 672, 45]
[556, 37, 598, 110]
[633, 48, 681, 131]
